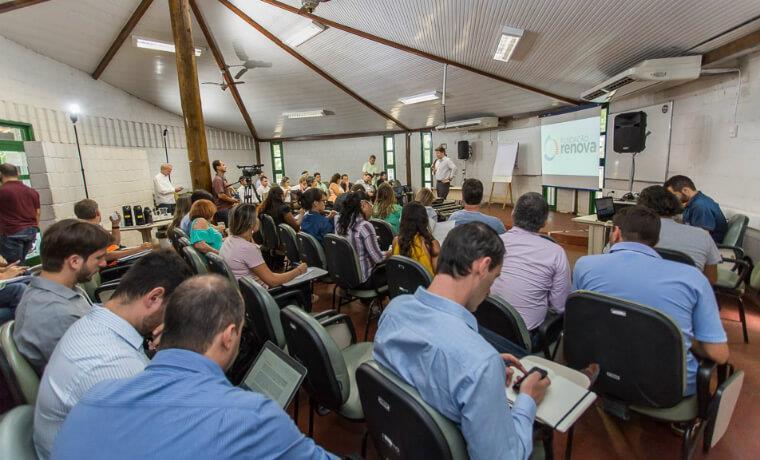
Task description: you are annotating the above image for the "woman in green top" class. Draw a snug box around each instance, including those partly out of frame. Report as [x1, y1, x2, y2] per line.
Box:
[373, 182, 402, 234]
[189, 199, 223, 254]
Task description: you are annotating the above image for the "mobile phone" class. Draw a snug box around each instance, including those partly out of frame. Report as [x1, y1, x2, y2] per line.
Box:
[111, 212, 120, 221]
[513, 367, 548, 393]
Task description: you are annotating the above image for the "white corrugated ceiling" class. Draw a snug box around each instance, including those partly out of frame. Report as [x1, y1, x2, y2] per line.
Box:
[0, 0, 758, 138]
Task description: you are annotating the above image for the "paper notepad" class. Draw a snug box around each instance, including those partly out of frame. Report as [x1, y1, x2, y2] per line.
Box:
[505, 356, 597, 433]
[282, 267, 328, 287]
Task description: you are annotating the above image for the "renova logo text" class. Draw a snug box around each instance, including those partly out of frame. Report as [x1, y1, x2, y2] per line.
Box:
[543, 136, 560, 161]
[543, 134, 597, 162]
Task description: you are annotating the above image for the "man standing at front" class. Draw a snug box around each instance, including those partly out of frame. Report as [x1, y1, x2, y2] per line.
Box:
[0, 163, 40, 263]
[362, 155, 381, 185]
[153, 164, 182, 215]
[374, 223, 550, 459]
[431, 145, 456, 200]
[211, 160, 239, 225]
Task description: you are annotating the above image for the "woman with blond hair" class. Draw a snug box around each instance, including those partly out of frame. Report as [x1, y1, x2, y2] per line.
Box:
[415, 187, 438, 231]
[373, 182, 402, 234]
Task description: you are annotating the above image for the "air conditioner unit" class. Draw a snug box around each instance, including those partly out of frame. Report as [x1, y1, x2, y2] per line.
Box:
[581, 55, 702, 102]
[435, 116, 499, 132]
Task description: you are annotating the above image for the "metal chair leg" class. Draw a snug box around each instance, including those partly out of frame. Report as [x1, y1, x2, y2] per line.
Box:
[564, 426, 575, 459]
[738, 296, 749, 344]
[364, 299, 375, 341]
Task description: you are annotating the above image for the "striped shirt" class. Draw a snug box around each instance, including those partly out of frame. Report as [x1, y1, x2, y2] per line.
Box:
[34, 305, 148, 459]
[345, 217, 384, 283]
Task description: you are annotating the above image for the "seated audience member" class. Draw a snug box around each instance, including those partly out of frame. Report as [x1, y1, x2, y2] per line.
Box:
[449, 179, 507, 234]
[374, 222, 550, 459]
[373, 183, 403, 234]
[1, 261, 27, 323]
[52, 275, 337, 460]
[573, 206, 729, 395]
[166, 195, 191, 238]
[313, 172, 328, 195]
[14, 220, 110, 373]
[490, 193, 570, 332]
[298, 175, 309, 194]
[376, 171, 388, 186]
[327, 173, 343, 202]
[333, 184, 365, 214]
[415, 187, 438, 231]
[0, 162, 40, 264]
[256, 175, 271, 201]
[259, 186, 302, 232]
[340, 174, 350, 192]
[356, 172, 376, 197]
[300, 189, 336, 244]
[664, 175, 728, 243]
[180, 190, 214, 235]
[189, 199, 222, 254]
[220, 203, 307, 286]
[336, 192, 387, 287]
[391, 202, 440, 275]
[638, 185, 721, 283]
[34, 251, 192, 459]
[73, 199, 152, 263]
[279, 176, 292, 203]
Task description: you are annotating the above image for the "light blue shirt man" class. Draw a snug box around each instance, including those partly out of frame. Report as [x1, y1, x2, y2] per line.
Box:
[449, 209, 507, 234]
[373, 287, 536, 460]
[573, 242, 727, 395]
[53, 348, 337, 460]
[34, 305, 148, 459]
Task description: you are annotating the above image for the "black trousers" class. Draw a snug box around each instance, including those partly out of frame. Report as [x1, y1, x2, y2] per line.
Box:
[436, 181, 450, 200]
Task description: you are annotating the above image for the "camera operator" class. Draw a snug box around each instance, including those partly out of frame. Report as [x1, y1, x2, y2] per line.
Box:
[235, 164, 265, 205]
[211, 160, 238, 225]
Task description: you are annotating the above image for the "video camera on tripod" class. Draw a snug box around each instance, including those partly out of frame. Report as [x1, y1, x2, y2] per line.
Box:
[236, 164, 265, 203]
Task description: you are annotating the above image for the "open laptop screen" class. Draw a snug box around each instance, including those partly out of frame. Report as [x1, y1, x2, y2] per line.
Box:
[240, 341, 307, 408]
[595, 197, 615, 221]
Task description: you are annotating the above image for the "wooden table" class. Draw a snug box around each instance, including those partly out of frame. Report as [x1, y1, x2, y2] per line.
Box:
[571, 214, 613, 255]
[120, 217, 173, 243]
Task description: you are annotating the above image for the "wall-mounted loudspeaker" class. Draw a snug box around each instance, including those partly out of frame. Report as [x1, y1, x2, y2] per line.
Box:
[457, 140, 471, 159]
[613, 111, 647, 153]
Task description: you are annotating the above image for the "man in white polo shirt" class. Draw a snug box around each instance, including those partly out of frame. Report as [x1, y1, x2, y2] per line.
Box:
[153, 164, 183, 214]
[432, 145, 456, 199]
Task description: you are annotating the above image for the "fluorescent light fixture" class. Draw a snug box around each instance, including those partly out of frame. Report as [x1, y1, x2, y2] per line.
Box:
[283, 110, 327, 119]
[284, 21, 326, 47]
[399, 91, 441, 105]
[493, 26, 524, 62]
[133, 36, 203, 57]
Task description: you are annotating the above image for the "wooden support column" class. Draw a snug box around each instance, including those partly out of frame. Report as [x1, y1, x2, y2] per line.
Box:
[405, 132, 412, 186]
[169, 0, 211, 191]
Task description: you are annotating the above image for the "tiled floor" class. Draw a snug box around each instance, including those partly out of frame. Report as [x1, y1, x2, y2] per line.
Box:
[299, 206, 760, 459]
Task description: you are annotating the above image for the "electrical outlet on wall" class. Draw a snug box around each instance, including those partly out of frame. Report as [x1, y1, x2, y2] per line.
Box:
[728, 124, 738, 138]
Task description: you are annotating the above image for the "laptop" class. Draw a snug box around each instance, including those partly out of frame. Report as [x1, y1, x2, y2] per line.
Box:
[595, 197, 616, 222]
[239, 341, 307, 408]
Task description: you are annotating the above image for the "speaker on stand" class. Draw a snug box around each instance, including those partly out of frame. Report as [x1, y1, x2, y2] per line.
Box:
[613, 111, 648, 193]
[457, 140, 472, 182]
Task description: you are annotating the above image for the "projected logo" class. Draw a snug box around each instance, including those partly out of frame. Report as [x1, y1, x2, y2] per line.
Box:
[543, 136, 560, 161]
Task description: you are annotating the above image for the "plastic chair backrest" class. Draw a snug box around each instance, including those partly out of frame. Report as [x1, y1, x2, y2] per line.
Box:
[370, 218, 394, 250]
[297, 232, 327, 269]
[239, 277, 287, 349]
[324, 234, 364, 289]
[259, 213, 281, 250]
[356, 361, 468, 460]
[564, 291, 686, 407]
[655, 248, 697, 267]
[0, 405, 35, 460]
[722, 214, 748, 248]
[0, 322, 39, 405]
[182, 246, 208, 275]
[386, 255, 432, 299]
[205, 253, 238, 287]
[280, 306, 350, 410]
[474, 295, 532, 352]
[278, 224, 301, 264]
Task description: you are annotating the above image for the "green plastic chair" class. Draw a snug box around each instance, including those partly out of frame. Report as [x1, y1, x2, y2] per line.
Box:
[0, 405, 36, 460]
[182, 246, 208, 275]
[0, 321, 39, 406]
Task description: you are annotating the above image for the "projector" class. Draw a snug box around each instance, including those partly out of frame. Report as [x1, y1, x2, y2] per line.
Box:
[302, 0, 330, 13]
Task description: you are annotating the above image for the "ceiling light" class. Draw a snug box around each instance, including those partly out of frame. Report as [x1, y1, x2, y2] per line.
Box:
[284, 21, 326, 47]
[133, 36, 203, 57]
[283, 110, 327, 119]
[399, 91, 441, 105]
[493, 26, 524, 62]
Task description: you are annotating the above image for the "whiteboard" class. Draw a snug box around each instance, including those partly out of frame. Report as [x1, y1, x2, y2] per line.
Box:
[498, 127, 541, 175]
[492, 143, 519, 183]
[605, 101, 673, 183]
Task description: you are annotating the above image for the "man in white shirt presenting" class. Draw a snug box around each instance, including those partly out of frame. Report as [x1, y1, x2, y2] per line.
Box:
[432, 145, 456, 200]
[362, 155, 381, 185]
[153, 164, 182, 214]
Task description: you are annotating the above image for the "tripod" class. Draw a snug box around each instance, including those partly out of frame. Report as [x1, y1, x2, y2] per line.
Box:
[241, 179, 260, 204]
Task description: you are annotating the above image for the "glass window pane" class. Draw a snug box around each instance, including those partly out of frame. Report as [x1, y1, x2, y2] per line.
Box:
[0, 126, 23, 141]
[424, 167, 431, 179]
[0, 151, 28, 176]
[424, 181, 431, 188]
[274, 158, 283, 170]
[423, 134, 431, 149]
[275, 173, 282, 183]
[424, 151, 431, 163]
[273, 145, 281, 155]
[386, 154, 394, 166]
[385, 137, 394, 150]
[387, 169, 395, 181]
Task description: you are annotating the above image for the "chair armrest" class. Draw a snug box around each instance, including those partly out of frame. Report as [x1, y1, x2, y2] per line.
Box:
[318, 313, 358, 346]
[312, 310, 337, 321]
[717, 244, 744, 261]
[717, 258, 751, 289]
[94, 281, 120, 303]
[697, 358, 718, 419]
[536, 313, 564, 357]
[271, 290, 307, 309]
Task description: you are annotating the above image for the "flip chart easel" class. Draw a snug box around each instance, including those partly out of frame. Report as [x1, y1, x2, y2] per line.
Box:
[488, 143, 518, 208]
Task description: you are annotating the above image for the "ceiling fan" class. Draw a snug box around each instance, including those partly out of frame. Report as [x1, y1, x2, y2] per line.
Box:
[301, 0, 331, 13]
[201, 80, 245, 91]
[230, 42, 272, 79]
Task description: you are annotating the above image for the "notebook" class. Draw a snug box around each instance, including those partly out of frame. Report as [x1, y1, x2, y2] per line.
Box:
[240, 341, 307, 408]
[505, 356, 597, 433]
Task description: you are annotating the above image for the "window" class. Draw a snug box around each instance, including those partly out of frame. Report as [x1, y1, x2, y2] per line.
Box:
[542, 186, 557, 211]
[383, 135, 396, 181]
[270, 142, 285, 184]
[420, 131, 433, 189]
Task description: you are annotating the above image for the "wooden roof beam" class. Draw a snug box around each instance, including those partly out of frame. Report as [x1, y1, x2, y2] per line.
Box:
[703, 29, 760, 67]
[92, 0, 154, 80]
[189, 0, 261, 161]
[258, 0, 581, 106]
[219, 0, 410, 131]
[0, 0, 50, 15]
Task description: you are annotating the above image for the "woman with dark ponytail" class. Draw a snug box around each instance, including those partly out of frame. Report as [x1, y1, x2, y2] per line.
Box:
[336, 191, 387, 287]
[299, 188, 335, 245]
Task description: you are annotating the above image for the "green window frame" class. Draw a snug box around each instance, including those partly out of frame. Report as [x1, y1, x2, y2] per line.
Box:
[420, 131, 433, 189]
[542, 186, 558, 211]
[270, 141, 285, 184]
[0, 119, 35, 183]
[383, 135, 396, 181]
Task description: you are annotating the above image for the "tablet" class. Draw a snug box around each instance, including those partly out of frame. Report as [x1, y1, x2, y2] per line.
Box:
[239, 341, 307, 409]
[595, 197, 615, 222]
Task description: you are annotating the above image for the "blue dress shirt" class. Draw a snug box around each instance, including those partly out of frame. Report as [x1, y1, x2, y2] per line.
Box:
[52, 349, 337, 460]
[300, 211, 334, 244]
[373, 287, 536, 460]
[683, 191, 728, 243]
[448, 209, 507, 234]
[572, 242, 727, 395]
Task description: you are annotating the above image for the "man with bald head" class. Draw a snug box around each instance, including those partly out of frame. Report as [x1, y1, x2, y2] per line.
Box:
[153, 163, 183, 214]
